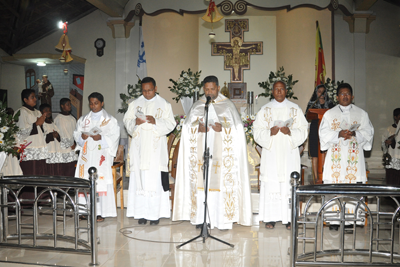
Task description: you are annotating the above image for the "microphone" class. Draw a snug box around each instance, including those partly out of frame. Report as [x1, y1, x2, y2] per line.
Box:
[205, 96, 212, 106]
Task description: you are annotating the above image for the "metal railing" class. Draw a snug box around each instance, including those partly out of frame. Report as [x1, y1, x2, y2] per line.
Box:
[0, 167, 99, 266]
[290, 172, 400, 266]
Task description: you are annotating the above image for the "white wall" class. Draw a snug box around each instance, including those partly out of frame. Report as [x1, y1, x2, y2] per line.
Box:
[334, 13, 355, 87]
[365, 1, 400, 165]
[276, 8, 332, 112]
[142, 13, 199, 115]
[18, 10, 116, 116]
[0, 49, 25, 109]
[199, 15, 277, 113]
[334, 1, 400, 170]
[0, 63, 25, 109]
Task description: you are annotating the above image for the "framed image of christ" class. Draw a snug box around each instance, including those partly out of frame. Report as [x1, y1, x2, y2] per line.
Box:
[228, 83, 246, 99]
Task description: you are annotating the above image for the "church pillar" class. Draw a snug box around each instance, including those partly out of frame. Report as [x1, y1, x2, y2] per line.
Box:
[107, 19, 137, 138]
[107, 20, 135, 39]
[341, 12, 379, 171]
[353, 32, 366, 110]
[342, 14, 375, 110]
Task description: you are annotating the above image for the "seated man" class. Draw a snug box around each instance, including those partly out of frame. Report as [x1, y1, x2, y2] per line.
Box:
[319, 83, 374, 230]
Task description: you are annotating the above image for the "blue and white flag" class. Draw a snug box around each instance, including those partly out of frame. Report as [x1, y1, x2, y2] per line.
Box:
[136, 26, 147, 80]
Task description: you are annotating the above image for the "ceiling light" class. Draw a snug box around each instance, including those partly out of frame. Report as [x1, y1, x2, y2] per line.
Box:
[37, 62, 46, 66]
[209, 32, 216, 38]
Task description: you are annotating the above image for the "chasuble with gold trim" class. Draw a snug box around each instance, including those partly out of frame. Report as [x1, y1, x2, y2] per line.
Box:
[172, 94, 252, 230]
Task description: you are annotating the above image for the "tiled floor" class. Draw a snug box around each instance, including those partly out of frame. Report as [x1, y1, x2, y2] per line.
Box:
[0, 210, 295, 267]
[1, 171, 398, 267]
[1, 205, 399, 267]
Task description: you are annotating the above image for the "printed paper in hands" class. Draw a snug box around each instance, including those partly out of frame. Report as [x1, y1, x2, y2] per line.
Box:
[136, 110, 147, 121]
[341, 120, 360, 131]
[349, 124, 360, 132]
[82, 126, 102, 136]
[89, 126, 102, 136]
[273, 118, 293, 128]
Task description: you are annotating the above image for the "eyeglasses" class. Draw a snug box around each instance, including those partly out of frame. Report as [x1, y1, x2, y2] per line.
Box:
[339, 93, 351, 97]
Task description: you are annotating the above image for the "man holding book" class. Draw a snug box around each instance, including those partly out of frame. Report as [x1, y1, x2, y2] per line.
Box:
[173, 75, 253, 230]
[253, 80, 308, 230]
[123, 77, 176, 225]
[319, 83, 374, 230]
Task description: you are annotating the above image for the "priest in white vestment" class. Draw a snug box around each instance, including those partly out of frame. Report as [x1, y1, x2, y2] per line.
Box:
[253, 81, 308, 229]
[382, 108, 400, 185]
[74, 92, 120, 222]
[124, 77, 176, 225]
[173, 75, 252, 230]
[319, 83, 374, 229]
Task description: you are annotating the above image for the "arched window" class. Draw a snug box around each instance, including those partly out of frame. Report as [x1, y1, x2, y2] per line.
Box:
[25, 69, 36, 89]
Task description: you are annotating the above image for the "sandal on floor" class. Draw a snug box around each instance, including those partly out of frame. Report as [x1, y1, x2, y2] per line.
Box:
[97, 216, 105, 222]
[265, 222, 276, 229]
[286, 222, 291, 230]
[79, 215, 87, 221]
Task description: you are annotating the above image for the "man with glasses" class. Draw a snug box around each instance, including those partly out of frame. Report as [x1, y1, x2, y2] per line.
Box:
[124, 77, 176, 225]
[319, 83, 374, 230]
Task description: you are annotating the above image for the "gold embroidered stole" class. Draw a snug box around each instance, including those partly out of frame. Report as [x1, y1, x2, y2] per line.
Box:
[196, 132, 222, 191]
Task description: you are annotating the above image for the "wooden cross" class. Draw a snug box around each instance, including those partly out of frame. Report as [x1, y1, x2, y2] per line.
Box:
[211, 19, 263, 83]
[213, 161, 221, 174]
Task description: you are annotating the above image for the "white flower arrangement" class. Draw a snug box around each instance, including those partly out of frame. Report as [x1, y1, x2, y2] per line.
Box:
[324, 78, 344, 106]
[242, 113, 256, 144]
[0, 99, 21, 157]
[172, 114, 187, 136]
[258, 67, 298, 100]
[118, 80, 142, 114]
[169, 69, 203, 103]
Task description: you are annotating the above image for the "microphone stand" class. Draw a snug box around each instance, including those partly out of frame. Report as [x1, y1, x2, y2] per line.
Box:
[177, 100, 234, 249]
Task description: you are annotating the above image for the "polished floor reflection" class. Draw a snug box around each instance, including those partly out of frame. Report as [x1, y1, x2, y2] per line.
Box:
[0, 210, 297, 267]
[1, 208, 397, 267]
[0, 174, 395, 267]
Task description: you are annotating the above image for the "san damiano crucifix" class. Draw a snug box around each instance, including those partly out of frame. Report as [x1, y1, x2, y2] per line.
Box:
[211, 19, 263, 86]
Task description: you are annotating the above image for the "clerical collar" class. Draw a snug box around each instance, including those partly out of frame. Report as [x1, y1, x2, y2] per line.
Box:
[271, 98, 287, 107]
[91, 109, 103, 121]
[338, 104, 352, 112]
[23, 104, 35, 111]
[144, 95, 156, 102]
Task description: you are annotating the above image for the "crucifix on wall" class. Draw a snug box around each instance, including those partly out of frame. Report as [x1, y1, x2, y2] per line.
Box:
[211, 19, 263, 99]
